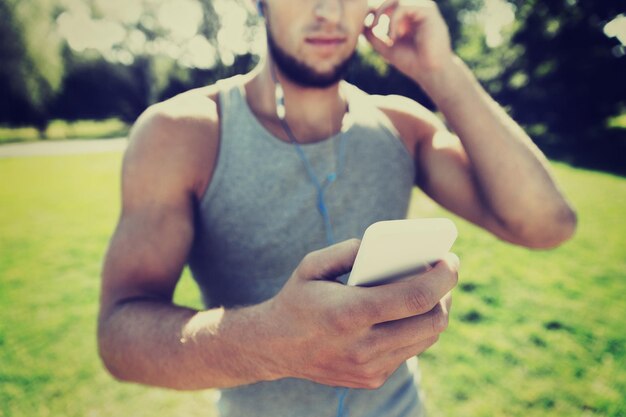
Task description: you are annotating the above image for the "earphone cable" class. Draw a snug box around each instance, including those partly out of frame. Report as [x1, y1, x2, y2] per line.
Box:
[271, 63, 351, 417]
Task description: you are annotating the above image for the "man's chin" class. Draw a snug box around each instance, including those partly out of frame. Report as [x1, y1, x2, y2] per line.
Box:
[267, 32, 354, 88]
[298, 69, 344, 88]
[278, 55, 355, 88]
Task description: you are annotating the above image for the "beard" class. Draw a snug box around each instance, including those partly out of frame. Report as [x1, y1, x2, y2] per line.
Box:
[266, 28, 355, 88]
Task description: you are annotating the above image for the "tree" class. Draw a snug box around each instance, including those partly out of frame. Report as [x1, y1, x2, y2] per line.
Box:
[0, 0, 225, 127]
[497, 0, 626, 171]
[0, 0, 64, 132]
[50, 48, 148, 123]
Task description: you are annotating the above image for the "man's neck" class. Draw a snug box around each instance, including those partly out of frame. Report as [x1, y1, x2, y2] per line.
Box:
[247, 60, 348, 144]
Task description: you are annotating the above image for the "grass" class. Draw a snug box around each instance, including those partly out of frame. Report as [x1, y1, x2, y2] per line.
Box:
[0, 119, 129, 144]
[412, 167, 626, 417]
[0, 152, 624, 417]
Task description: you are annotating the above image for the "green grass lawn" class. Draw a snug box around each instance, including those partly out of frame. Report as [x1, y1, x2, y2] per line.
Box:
[0, 152, 624, 417]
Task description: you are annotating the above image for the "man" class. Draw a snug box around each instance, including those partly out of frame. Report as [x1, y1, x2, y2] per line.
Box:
[98, 0, 576, 416]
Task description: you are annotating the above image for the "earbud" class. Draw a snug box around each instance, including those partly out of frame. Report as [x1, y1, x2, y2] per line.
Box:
[257, 0, 264, 17]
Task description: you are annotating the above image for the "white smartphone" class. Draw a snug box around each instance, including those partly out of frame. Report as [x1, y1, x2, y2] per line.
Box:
[347, 218, 458, 286]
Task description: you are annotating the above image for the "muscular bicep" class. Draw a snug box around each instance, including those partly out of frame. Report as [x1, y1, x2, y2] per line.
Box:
[376, 94, 520, 241]
[101, 203, 194, 309]
[416, 130, 508, 236]
[100, 113, 200, 315]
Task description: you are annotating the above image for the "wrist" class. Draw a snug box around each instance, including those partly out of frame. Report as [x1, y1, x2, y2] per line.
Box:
[190, 303, 286, 385]
[242, 300, 289, 382]
[412, 55, 474, 107]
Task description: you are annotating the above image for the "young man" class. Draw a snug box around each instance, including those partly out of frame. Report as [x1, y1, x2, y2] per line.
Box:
[98, 0, 576, 416]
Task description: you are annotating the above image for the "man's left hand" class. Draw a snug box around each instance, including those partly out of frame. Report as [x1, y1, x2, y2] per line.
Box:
[363, 0, 454, 83]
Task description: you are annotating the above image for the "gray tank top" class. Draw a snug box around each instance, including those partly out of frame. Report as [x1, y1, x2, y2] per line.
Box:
[187, 76, 424, 417]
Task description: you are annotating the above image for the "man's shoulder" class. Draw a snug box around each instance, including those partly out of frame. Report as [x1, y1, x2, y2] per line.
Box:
[127, 81, 229, 157]
[350, 88, 444, 150]
[123, 84, 229, 198]
[133, 73, 249, 140]
[365, 92, 444, 130]
[140, 86, 221, 132]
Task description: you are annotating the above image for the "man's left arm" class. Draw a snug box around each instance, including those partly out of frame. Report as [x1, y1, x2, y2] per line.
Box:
[365, 0, 577, 248]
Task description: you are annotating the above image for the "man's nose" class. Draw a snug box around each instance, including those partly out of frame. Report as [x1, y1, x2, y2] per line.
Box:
[314, 0, 343, 24]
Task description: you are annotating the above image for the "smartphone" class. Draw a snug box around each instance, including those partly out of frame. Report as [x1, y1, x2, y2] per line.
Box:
[347, 218, 458, 287]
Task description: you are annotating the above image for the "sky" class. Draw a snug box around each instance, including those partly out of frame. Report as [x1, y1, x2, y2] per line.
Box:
[54, 0, 626, 68]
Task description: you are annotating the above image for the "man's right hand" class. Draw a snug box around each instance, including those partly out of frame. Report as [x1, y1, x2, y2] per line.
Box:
[261, 239, 459, 389]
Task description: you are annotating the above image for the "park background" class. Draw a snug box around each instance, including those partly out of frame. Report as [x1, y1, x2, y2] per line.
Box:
[0, 0, 624, 416]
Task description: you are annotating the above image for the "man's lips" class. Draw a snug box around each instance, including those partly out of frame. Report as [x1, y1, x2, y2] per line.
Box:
[305, 37, 347, 45]
[305, 37, 347, 56]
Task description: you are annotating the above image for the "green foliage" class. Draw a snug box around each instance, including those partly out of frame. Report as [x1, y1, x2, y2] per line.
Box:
[0, 152, 624, 417]
[607, 112, 626, 129]
[0, 126, 40, 144]
[0, 0, 223, 128]
[495, 0, 626, 172]
[437, 0, 484, 49]
[0, 119, 128, 144]
[0, 119, 130, 144]
[0, 0, 64, 127]
[51, 51, 150, 123]
[45, 118, 129, 140]
[455, 20, 524, 95]
[3, 0, 64, 97]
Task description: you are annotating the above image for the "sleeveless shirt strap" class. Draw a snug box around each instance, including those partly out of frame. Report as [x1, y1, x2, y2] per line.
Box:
[199, 76, 244, 206]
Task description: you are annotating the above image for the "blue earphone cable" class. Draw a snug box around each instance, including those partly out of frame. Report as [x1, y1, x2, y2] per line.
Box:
[278, 119, 345, 245]
[284, 122, 351, 417]
[272, 65, 350, 417]
[336, 386, 350, 417]
[278, 121, 351, 417]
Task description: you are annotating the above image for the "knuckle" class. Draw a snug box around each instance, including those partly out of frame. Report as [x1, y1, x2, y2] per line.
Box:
[450, 267, 459, 287]
[358, 297, 382, 324]
[332, 305, 357, 331]
[431, 266, 458, 293]
[442, 258, 460, 286]
[325, 308, 348, 332]
[365, 334, 384, 356]
[347, 238, 361, 253]
[341, 300, 374, 329]
[426, 334, 440, 347]
[416, 335, 440, 355]
[362, 374, 386, 390]
[404, 287, 433, 314]
[352, 348, 372, 367]
[354, 359, 393, 390]
[299, 252, 316, 274]
[431, 308, 449, 333]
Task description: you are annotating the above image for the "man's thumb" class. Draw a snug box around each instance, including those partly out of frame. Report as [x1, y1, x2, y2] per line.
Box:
[297, 239, 361, 281]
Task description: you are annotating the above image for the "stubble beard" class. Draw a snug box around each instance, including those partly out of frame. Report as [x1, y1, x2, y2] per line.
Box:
[266, 28, 355, 88]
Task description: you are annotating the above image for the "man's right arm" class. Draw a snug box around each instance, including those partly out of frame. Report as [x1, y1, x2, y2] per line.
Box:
[98, 95, 459, 391]
[97, 95, 281, 389]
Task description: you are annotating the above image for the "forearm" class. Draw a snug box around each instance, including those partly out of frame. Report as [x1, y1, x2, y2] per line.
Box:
[417, 56, 576, 242]
[98, 300, 279, 390]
